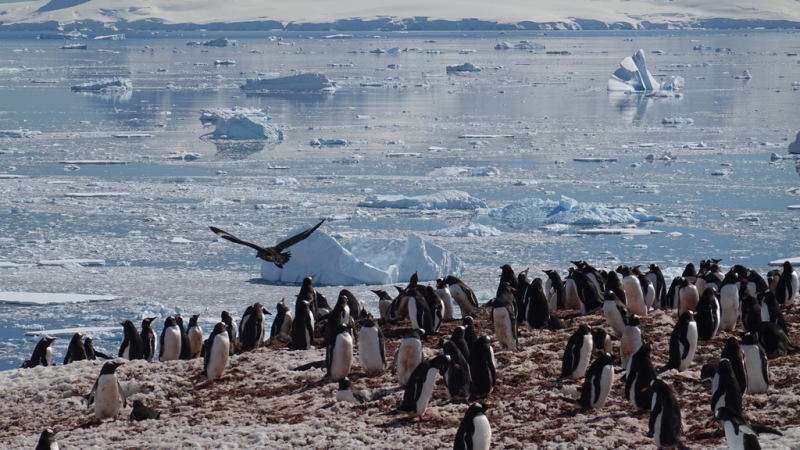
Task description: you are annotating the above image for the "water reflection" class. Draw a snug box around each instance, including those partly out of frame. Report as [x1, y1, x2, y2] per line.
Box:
[209, 139, 282, 160]
[73, 89, 133, 103]
[607, 91, 650, 123]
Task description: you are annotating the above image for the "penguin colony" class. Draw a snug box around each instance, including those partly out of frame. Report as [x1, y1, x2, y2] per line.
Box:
[11, 254, 800, 449]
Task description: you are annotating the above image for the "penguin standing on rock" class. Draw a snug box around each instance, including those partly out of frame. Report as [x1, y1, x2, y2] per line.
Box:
[752, 322, 789, 359]
[559, 325, 593, 381]
[372, 289, 395, 321]
[435, 279, 455, 320]
[635, 268, 656, 310]
[35, 428, 58, 450]
[661, 311, 697, 372]
[543, 269, 566, 311]
[395, 329, 424, 388]
[576, 352, 615, 409]
[63, 332, 87, 365]
[119, 320, 144, 361]
[159, 316, 181, 361]
[221, 311, 237, 356]
[462, 316, 478, 350]
[388, 354, 451, 419]
[202, 322, 230, 381]
[646, 264, 667, 310]
[711, 358, 743, 414]
[678, 278, 699, 315]
[326, 323, 353, 380]
[741, 333, 769, 394]
[625, 343, 656, 411]
[187, 314, 203, 358]
[603, 291, 629, 336]
[358, 317, 387, 375]
[87, 361, 126, 419]
[439, 339, 472, 402]
[695, 288, 720, 341]
[665, 277, 683, 311]
[718, 272, 741, 331]
[740, 293, 762, 333]
[454, 402, 492, 450]
[469, 337, 497, 397]
[424, 285, 445, 333]
[451, 326, 471, 360]
[84, 337, 110, 361]
[240, 303, 268, 352]
[710, 407, 775, 450]
[487, 282, 518, 351]
[618, 266, 646, 316]
[720, 337, 747, 396]
[592, 328, 612, 356]
[568, 269, 603, 314]
[621, 315, 643, 377]
[605, 271, 627, 306]
[406, 287, 435, 335]
[130, 400, 160, 421]
[522, 278, 550, 330]
[23, 337, 57, 368]
[647, 379, 687, 450]
[270, 298, 293, 339]
[336, 377, 369, 404]
[289, 300, 315, 351]
[759, 292, 787, 333]
[140, 317, 157, 362]
[445, 276, 479, 317]
[175, 316, 192, 360]
[776, 260, 799, 304]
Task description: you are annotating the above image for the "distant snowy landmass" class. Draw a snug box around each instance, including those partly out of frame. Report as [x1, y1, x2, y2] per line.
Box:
[1, 0, 799, 30]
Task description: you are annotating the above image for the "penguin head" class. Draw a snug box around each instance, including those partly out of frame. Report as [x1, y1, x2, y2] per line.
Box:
[100, 360, 123, 375]
[175, 315, 184, 327]
[466, 402, 493, 418]
[277, 298, 290, 313]
[213, 322, 227, 334]
[435, 279, 446, 289]
[741, 332, 758, 346]
[784, 260, 794, 272]
[164, 316, 177, 327]
[577, 324, 591, 335]
[38, 429, 57, 445]
[221, 311, 232, 323]
[142, 317, 156, 328]
[647, 263, 659, 273]
[451, 326, 465, 341]
[711, 406, 740, 424]
[680, 311, 695, 322]
[189, 314, 201, 327]
[120, 320, 137, 332]
[461, 316, 474, 328]
[431, 354, 453, 374]
[338, 377, 353, 390]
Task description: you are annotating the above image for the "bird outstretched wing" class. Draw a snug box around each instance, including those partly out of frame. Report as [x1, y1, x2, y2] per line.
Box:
[273, 219, 326, 252]
[209, 227, 268, 253]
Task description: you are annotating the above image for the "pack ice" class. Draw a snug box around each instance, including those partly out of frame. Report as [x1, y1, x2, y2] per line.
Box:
[71, 77, 132, 92]
[260, 227, 464, 285]
[357, 190, 486, 210]
[200, 108, 284, 141]
[240, 73, 337, 93]
[607, 49, 683, 92]
[490, 195, 663, 225]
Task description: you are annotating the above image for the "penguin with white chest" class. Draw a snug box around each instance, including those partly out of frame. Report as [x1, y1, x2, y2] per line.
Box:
[445, 275, 479, 317]
[326, 323, 353, 380]
[175, 316, 192, 360]
[187, 314, 203, 358]
[646, 264, 667, 310]
[358, 317, 387, 375]
[647, 379, 687, 449]
[568, 268, 603, 314]
[741, 333, 769, 394]
[23, 337, 57, 368]
[140, 317, 157, 362]
[240, 302, 268, 352]
[603, 290, 629, 336]
[395, 329, 424, 388]
[487, 282, 518, 351]
[711, 407, 767, 450]
[388, 354, 451, 419]
[87, 361, 127, 419]
[677, 278, 700, 315]
[423, 285, 445, 333]
[469, 336, 497, 397]
[63, 332, 87, 365]
[159, 316, 181, 361]
[336, 377, 369, 404]
[620, 315, 643, 378]
[119, 320, 144, 361]
[543, 269, 566, 310]
[440, 339, 472, 402]
[435, 279, 455, 320]
[406, 287, 435, 335]
[35, 428, 58, 450]
[720, 337, 748, 397]
[221, 311, 237, 356]
[759, 291, 787, 333]
[695, 287, 720, 341]
[270, 298, 293, 339]
[661, 311, 697, 372]
[718, 272, 741, 331]
[202, 322, 230, 381]
[559, 325, 593, 381]
[625, 343, 656, 411]
[711, 358, 743, 415]
[454, 402, 492, 450]
[618, 266, 647, 316]
[576, 352, 615, 409]
[372, 289, 395, 321]
[776, 260, 799, 304]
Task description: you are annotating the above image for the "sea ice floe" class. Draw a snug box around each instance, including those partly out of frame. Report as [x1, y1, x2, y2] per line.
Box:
[431, 222, 502, 237]
[240, 73, 337, 93]
[357, 190, 486, 210]
[426, 166, 499, 177]
[24, 326, 122, 337]
[489, 195, 663, 225]
[607, 49, 683, 92]
[200, 107, 284, 142]
[0, 292, 116, 305]
[260, 227, 464, 285]
[446, 62, 481, 72]
[0, 130, 40, 138]
[70, 77, 132, 92]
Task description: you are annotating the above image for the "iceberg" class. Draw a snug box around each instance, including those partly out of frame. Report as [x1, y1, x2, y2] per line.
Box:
[200, 107, 284, 141]
[735, 70, 753, 79]
[447, 62, 481, 72]
[240, 73, 337, 93]
[489, 195, 663, 225]
[260, 227, 464, 285]
[0, 129, 40, 138]
[495, 41, 545, 50]
[71, 77, 132, 92]
[59, 43, 87, 49]
[426, 166, 499, 177]
[357, 190, 487, 210]
[94, 34, 125, 40]
[38, 30, 86, 39]
[789, 131, 800, 154]
[607, 49, 683, 92]
[0, 292, 116, 305]
[431, 222, 502, 237]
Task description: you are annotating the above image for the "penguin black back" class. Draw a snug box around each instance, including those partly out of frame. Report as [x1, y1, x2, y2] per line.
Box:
[468, 336, 496, 397]
[63, 332, 87, 365]
[695, 287, 720, 340]
[175, 316, 192, 360]
[119, 320, 144, 360]
[140, 317, 157, 362]
[720, 337, 747, 396]
[523, 278, 550, 329]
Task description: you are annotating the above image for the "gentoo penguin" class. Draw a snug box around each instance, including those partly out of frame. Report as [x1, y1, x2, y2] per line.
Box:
[469, 336, 497, 397]
[695, 288, 720, 341]
[711, 407, 769, 450]
[446, 275, 479, 317]
[389, 285, 410, 320]
[423, 285, 445, 333]
[695, 271, 710, 295]
[435, 279, 455, 320]
[720, 337, 748, 396]
[130, 400, 160, 421]
[462, 316, 478, 351]
[603, 290, 629, 336]
[328, 292, 352, 335]
[662, 311, 697, 372]
[711, 358, 743, 414]
[635, 268, 656, 310]
[175, 316, 192, 360]
[744, 267, 769, 297]
[358, 317, 387, 375]
[118, 320, 144, 361]
[35, 428, 58, 450]
[63, 332, 87, 365]
[339, 289, 361, 322]
[140, 317, 157, 362]
[604, 270, 627, 306]
[187, 314, 203, 358]
[563, 268, 582, 311]
[682, 262, 697, 284]
[84, 337, 110, 361]
[776, 260, 798, 304]
[221, 311, 237, 356]
[296, 275, 318, 318]
[740, 293, 762, 333]
[440, 339, 472, 402]
[574, 260, 605, 294]
[559, 325, 593, 381]
[677, 278, 700, 316]
[372, 289, 395, 321]
[592, 327, 612, 356]
[203, 322, 230, 381]
[336, 377, 369, 404]
[270, 298, 293, 338]
[665, 277, 683, 311]
[621, 315, 643, 376]
[577, 352, 615, 409]
[159, 316, 181, 361]
[209, 218, 325, 267]
[326, 323, 353, 380]
[314, 290, 332, 318]
[454, 402, 492, 450]
[451, 326, 471, 360]
[647, 379, 686, 449]
[759, 291, 787, 333]
[618, 266, 647, 316]
[23, 337, 57, 368]
[646, 264, 667, 310]
[767, 269, 781, 293]
[487, 282, 518, 351]
[240, 303, 267, 352]
[395, 329, 424, 388]
[752, 322, 789, 359]
[625, 343, 656, 411]
[568, 269, 604, 314]
[389, 354, 451, 419]
[741, 333, 769, 395]
[543, 269, 566, 311]
[719, 272, 741, 332]
[497, 264, 519, 297]
[404, 287, 435, 335]
[515, 268, 532, 322]
[87, 361, 126, 419]
[289, 300, 315, 351]
[522, 278, 550, 329]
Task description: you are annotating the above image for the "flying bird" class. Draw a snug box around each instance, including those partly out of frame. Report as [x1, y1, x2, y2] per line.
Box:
[210, 219, 325, 268]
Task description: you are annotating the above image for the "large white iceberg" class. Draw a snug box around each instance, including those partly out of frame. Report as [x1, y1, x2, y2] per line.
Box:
[607, 49, 683, 92]
[489, 195, 663, 225]
[200, 107, 283, 141]
[357, 190, 486, 210]
[240, 73, 337, 93]
[71, 77, 132, 92]
[260, 227, 465, 285]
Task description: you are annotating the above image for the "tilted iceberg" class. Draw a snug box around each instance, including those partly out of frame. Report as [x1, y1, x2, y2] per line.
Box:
[260, 227, 465, 285]
[357, 190, 486, 210]
[607, 49, 683, 92]
[240, 73, 337, 93]
[489, 195, 663, 225]
[200, 107, 283, 141]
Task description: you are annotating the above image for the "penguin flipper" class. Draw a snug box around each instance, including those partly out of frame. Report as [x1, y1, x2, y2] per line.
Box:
[117, 381, 127, 408]
[94, 351, 111, 360]
[87, 378, 99, 406]
[751, 424, 783, 436]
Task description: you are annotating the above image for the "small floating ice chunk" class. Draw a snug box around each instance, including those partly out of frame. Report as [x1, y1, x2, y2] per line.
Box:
[0, 129, 40, 138]
[203, 37, 237, 47]
[37, 259, 105, 266]
[240, 73, 337, 93]
[735, 70, 753, 79]
[71, 77, 132, 92]
[768, 257, 800, 266]
[267, 177, 298, 185]
[200, 107, 283, 142]
[358, 190, 486, 210]
[431, 222, 502, 237]
[310, 138, 347, 146]
[427, 166, 499, 177]
[170, 237, 194, 244]
[447, 63, 481, 72]
[578, 228, 662, 236]
[94, 34, 125, 40]
[662, 117, 694, 125]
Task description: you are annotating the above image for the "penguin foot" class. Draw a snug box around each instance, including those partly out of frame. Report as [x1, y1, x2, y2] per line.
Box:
[194, 379, 215, 390]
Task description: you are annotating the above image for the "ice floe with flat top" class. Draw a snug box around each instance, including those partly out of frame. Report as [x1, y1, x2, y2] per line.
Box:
[200, 107, 284, 141]
[490, 195, 663, 225]
[431, 222, 502, 237]
[427, 166, 499, 177]
[0, 292, 116, 305]
[261, 226, 464, 286]
[608, 49, 683, 92]
[25, 326, 122, 337]
[71, 77, 132, 92]
[357, 190, 486, 210]
[240, 73, 337, 92]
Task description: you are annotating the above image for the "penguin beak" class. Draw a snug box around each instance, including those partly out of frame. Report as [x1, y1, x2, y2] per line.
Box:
[453, 363, 461, 370]
[309, 274, 316, 280]
[706, 418, 716, 428]
[119, 322, 125, 326]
